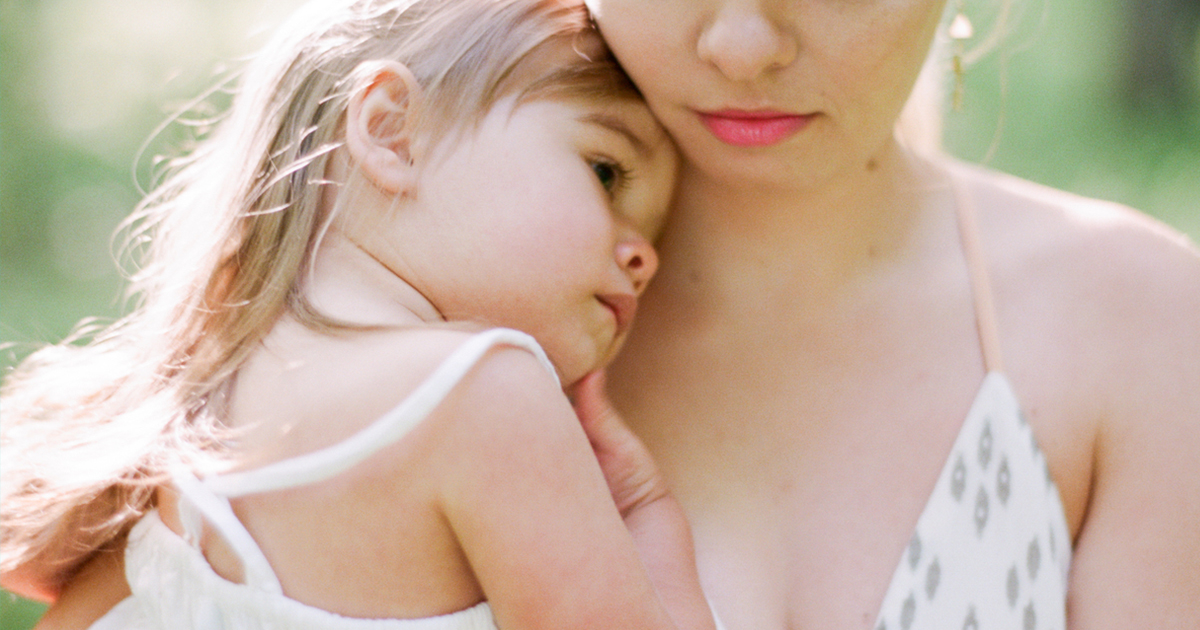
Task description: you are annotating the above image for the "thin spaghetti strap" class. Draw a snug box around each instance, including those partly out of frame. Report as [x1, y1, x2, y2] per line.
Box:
[173, 471, 285, 593]
[164, 328, 554, 594]
[205, 328, 556, 498]
[950, 174, 1005, 374]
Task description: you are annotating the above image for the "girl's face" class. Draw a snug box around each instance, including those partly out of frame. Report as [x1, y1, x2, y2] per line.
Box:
[382, 95, 676, 384]
[586, 0, 946, 190]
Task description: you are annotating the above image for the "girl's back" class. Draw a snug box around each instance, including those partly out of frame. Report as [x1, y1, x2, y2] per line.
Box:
[190, 321, 502, 618]
[139, 319, 622, 624]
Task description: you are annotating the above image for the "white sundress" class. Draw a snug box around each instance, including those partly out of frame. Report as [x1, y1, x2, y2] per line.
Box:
[90, 329, 556, 630]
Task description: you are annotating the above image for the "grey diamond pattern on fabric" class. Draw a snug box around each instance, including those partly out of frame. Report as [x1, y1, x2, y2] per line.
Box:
[869, 374, 1072, 630]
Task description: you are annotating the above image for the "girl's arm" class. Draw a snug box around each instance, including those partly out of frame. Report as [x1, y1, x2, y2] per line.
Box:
[20, 550, 128, 630]
[569, 371, 716, 630]
[431, 347, 714, 630]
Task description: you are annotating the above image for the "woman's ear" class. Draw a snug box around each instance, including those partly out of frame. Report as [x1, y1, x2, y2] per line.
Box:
[345, 60, 424, 195]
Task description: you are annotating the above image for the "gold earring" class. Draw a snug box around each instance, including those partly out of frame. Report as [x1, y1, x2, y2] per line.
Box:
[948, 1, 974, 111]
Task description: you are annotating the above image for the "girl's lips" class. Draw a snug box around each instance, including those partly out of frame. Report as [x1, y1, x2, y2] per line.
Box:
[698, 110, 812, 147]
[597, 293, 637, 336]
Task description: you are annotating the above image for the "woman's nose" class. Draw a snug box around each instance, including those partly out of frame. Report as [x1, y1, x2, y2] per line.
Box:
[616, 234, 659, 295]
[697, 3, 797, 82]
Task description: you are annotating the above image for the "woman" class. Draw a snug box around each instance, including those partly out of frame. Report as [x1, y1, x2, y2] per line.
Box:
[19, 1, 1200, 629]
[586, 0, 1200, 629]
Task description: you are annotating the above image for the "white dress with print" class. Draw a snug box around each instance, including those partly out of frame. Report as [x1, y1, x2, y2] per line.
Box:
[870, 372, 1071, 630]
[868, 175, 1071, 630]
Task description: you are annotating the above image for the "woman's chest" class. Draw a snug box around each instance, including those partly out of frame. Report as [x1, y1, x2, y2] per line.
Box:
[667, 413, 958, 630]
[686, 469, 928, 630]
[620, 362, 1081, 630]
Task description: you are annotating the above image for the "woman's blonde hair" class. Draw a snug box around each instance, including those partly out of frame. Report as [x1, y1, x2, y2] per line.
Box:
[897, 0, 1018, 155]
[1, 0, 637, 599]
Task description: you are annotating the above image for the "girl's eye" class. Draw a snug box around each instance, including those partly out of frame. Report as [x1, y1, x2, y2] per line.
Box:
[590, 158, 628, 193]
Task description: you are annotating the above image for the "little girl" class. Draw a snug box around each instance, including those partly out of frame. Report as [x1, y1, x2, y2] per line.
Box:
[0, 1, 716, 629]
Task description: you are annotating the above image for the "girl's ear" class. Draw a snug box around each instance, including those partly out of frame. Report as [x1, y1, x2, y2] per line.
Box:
[345, 60, 424, 195]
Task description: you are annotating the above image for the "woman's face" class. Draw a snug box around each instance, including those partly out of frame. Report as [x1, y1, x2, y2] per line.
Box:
[586, 0, 947, 190]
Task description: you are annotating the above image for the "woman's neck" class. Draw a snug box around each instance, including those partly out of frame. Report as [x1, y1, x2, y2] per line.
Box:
[654, 142, 940, 307]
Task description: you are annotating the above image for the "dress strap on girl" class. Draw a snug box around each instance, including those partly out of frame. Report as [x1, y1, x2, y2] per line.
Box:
[173, 470, 285, 594]
[950, 174, 1005, 374]
[203, 328, 556, 498]
[167, 328, 554, 596]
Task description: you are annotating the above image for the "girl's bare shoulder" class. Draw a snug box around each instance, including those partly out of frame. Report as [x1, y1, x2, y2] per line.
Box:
[218, 325, 580, 614]
[229, 323, 566, 465]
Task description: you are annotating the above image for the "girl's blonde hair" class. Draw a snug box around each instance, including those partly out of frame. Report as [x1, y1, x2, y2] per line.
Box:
[1, 0, 637, 599]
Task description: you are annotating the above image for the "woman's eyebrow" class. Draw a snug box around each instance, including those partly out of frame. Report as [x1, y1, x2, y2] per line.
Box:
[577, 112, 651, 157]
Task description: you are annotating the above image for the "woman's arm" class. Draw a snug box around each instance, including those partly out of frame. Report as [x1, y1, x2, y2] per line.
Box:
[1057, 210, 1200, 628]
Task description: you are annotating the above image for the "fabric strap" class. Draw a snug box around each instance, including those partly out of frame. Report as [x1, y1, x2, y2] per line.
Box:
[204, 328, 555, 497]
[174, 470, 285, 593]
[951, 175, 1005, 374]
[172, 327, 556, 591]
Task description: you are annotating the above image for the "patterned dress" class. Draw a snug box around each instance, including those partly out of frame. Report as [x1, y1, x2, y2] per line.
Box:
[869, 174, 1071, 630]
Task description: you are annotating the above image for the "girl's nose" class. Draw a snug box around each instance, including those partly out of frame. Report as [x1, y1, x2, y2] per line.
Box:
[616, 234, 659, 295]
[697, 3, 797, 82]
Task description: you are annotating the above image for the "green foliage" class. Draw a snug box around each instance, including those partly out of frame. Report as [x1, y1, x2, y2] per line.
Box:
[1, 592, 46, 630]
[943, 0, 1200, 236]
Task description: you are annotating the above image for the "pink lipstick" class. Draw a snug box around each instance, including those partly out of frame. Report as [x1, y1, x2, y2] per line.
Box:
[698, 110, 811, 147]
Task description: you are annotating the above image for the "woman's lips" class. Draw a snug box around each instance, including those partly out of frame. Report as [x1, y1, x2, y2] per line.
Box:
[698, 110, 812, 147]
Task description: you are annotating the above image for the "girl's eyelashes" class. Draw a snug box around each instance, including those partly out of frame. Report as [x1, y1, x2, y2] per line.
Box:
[589, 156, 631, 195]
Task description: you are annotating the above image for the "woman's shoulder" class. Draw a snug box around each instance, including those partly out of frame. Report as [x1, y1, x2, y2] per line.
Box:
[945, 162, 1200, 548]
[946, 160, 1199, 422]
[948, 160, 1199, 295]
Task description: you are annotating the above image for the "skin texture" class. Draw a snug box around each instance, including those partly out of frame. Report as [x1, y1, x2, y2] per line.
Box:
[197, 67, 693, 628]
[28, 55, 710, 630]
[586, 1, 1200, 629]
[338, 65, 675, 384]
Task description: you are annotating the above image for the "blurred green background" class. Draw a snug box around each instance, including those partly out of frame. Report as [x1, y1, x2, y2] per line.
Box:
[2, 0, 1198, 627]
